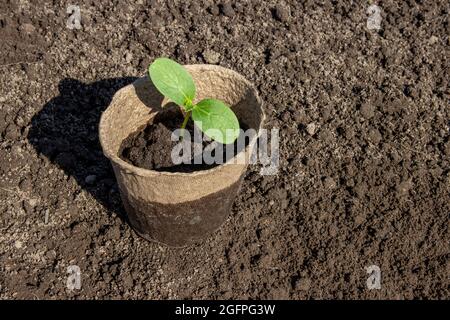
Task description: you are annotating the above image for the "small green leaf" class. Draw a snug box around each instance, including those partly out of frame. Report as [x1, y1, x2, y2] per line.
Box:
[192, 99, 240, 144]
[148, 58, 195, 107]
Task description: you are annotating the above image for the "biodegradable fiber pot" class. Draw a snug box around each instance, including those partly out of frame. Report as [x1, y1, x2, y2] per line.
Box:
[99, 65, 265, 247]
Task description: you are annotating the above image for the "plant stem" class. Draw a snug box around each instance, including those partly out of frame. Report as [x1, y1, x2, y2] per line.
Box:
[180, 111, 191, 141]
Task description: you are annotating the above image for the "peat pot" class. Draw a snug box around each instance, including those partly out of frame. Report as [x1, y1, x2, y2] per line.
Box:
[99, 65, 265, 247]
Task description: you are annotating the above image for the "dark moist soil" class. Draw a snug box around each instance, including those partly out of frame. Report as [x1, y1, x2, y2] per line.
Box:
[119, 108, 249, 172]
[1, 0, 449, 299]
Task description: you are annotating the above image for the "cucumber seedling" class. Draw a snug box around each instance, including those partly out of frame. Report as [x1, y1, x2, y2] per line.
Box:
[149, 57, 240, 144]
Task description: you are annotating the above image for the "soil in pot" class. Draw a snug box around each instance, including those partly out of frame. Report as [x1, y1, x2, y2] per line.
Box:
[119, 107, 250, 173]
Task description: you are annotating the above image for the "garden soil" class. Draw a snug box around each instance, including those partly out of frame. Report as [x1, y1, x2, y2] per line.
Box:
[119, 108, 249, 172]
[0, 0, 449, 299]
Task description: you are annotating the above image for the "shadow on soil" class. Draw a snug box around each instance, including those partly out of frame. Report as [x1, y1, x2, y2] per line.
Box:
[28, 77, 147, 221]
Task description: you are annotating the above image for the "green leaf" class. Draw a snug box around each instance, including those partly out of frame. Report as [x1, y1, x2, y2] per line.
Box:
[192, 99, 240, 144]
[148, 58, 195, 107]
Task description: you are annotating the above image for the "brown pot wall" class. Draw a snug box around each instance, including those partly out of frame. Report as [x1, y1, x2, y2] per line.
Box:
[99, 65, 265, 247]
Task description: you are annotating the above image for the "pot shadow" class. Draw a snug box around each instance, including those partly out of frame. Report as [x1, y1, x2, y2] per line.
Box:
[27, 76, 158, 221]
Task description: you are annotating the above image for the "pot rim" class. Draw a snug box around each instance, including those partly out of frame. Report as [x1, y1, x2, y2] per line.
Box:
[99, 64, 266, 178]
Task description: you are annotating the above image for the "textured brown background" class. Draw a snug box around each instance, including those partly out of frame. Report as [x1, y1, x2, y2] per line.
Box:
[0, 0, 449, 299]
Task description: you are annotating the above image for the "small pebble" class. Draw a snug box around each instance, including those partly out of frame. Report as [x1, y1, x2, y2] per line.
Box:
[220, 2, 235, 17]
[281, 111, 291, 122]
[44, 209, 49, 224]
[292, 110, 306, 123]
[20, 23, 35, 34]
[360, 103, 375, 119]
[319, 128, 333, 142]
[354, 182, 368, 199]
[208, 4, 220, 16]
[295, 278, 311, 291]
[125, 52, 133, 63]
[354, 214, 366, 225]
[396, 179, 412, 195]
[306, 123, 316, 136]
[274, 4, 290, 23]
[19, 178, 32, 192]
[202, 49, 220, 64]
[28, 198, 38, 207]
[429, 35, 439, 44]
[5, 123, 20, 140]
[15, 241, 23, 249]
[368, 128, 382, 145]
[324, 177, 336, 189]
[444, 141, 450, 156]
